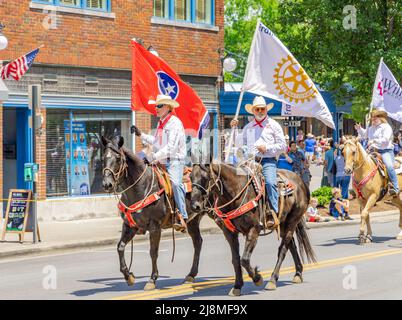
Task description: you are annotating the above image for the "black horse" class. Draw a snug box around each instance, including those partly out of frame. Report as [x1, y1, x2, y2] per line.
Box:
[190, 162, 316, 296]
[101, 136, 205, 290]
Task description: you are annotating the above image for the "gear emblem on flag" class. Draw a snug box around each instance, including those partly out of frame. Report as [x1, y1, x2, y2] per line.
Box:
[273, 55, 317, 103]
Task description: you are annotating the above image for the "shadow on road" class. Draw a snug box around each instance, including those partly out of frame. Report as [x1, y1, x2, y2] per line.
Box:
[161, 280, 296, 300]
[69, 275, 297, 299]
[318, 236, 395, 246]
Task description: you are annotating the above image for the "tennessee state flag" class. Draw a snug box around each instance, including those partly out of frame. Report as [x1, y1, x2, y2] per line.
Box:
[131, 39, 210, 138]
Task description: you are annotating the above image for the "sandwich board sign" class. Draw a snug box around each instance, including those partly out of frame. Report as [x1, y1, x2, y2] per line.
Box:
[1, 189, 41, 243]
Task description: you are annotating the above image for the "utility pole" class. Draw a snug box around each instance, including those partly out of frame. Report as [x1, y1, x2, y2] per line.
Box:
[28, 85, 42, 244]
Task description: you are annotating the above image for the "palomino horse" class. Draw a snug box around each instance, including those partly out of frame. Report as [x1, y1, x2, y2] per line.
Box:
[343, 137, 402, 244]
[190, 162, 316, 296]
[101, 136, 206, 290]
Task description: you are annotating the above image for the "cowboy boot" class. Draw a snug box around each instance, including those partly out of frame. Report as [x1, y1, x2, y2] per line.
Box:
[265, 209, 279, 230]
[173, 211, 187, 233]
[388, 183, 398, 196]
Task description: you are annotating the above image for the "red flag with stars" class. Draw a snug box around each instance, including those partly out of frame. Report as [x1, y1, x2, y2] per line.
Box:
[131, 39, 209, 138]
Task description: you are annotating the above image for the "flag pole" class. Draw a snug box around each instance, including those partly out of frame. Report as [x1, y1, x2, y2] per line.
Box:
[224, 18, 260, 163]
[367, 57, 383, 125]
[224, 90, 244, 162]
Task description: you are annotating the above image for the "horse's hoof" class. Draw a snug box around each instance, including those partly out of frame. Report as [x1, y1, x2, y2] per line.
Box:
[292, 275, 303, 284]
[144, 281, 156, 291]
[228, 288, 241, 297]
[365, 236, 373, 243]
[184, 276, 195, 284]
[126, 274, 135, 286]
[358, 236, 365, 245]
[254, 276, 264, 287]
[265, 281, 277, 291]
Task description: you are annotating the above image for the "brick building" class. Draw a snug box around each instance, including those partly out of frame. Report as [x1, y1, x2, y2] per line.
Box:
[0, 0, 224, 221]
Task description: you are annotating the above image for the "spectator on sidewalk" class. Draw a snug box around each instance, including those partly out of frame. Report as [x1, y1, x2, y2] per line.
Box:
[324, 139, 336, 187]
[305, 133, 316, 163]
[393, 132, 402, 156]
[296, 129, 304, 142]
[306, 198, 325, 222]
[289, 141, 311, 187]
[329, 188, 352, 221]
[278, 151, 293, 171]
[334, 145, 351, 199]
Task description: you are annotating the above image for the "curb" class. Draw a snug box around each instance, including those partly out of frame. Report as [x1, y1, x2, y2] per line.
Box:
[306, 210, 400, 229]
[0, 210, 399, 260]
[0, 226, 221, 260]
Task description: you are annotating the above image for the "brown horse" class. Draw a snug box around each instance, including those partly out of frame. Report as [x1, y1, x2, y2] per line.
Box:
[101, 136, 207, 290]
[343, 137, 402, 244]
[190, 162, 316, 296]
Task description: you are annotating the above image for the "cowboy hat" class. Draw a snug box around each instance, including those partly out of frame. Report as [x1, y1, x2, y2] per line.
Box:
[307, 133, 314, 138]
[370, 108, 387, 119]
[148, 94, 179, 108]
[245, 96, 274, 114]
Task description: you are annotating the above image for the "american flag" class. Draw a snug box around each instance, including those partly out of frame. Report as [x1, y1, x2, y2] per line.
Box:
[0, 48, 40, 81]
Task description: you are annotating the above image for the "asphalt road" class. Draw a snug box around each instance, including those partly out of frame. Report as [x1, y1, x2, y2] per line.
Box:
[1, 219, 402, 300]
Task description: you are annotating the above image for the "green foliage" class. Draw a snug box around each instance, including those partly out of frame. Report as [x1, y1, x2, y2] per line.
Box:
[224, 0, 402, 122]
[311, 186, 333, 207]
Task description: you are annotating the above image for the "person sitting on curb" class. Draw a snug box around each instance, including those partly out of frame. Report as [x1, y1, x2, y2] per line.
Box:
[329, 188, 352, 221]
[306, 198, 329, 222]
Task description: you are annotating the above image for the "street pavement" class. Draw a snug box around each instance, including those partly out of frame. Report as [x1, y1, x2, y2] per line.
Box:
[0, 218, 401, 300]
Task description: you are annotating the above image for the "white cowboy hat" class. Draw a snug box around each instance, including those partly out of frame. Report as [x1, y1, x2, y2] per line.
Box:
[148, 94, 179, 108]
[245, 96, 274, 114]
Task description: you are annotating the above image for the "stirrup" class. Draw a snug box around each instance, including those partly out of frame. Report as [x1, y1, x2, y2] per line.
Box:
[173, 211, 187, 233]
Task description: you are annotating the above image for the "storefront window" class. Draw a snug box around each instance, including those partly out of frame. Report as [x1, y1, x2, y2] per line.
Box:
[46, 110, 131, 197]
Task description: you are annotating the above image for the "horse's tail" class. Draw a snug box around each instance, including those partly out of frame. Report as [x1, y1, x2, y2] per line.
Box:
[295, 220, 317, 264]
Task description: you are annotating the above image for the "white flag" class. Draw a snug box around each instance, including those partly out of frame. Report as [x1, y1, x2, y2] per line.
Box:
[371, 58, 402, 123]
[242, 21, 335, 129]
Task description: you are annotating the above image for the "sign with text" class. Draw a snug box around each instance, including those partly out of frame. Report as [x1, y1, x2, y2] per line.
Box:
[283, 120, 301, 127]
[64, 121, 91, 196]
[1, 189, 40, 242]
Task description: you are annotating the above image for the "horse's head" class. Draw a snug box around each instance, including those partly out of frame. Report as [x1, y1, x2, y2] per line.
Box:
[342, 137, 360, 175]
[190, 164, 210, 212]
[101, 135, 127, 192]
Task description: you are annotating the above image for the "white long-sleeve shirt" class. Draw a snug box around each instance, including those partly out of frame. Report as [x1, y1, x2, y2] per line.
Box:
[235, 117, 287, 158]
[357, 123, 394, 150]
[140, 114, 186, 161]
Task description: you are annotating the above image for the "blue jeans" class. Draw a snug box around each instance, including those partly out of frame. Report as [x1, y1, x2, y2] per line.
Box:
[261, 158, 278, 213]
[166, 160, 188, 219]
[335, 175, 351, 200]
[379, 149, 399, 192]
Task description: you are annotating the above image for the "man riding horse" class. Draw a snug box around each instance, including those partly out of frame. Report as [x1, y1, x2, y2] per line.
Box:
[355, 108, 401, 199]
[230, 95, 287, 230]
[131, 94, 188, 232]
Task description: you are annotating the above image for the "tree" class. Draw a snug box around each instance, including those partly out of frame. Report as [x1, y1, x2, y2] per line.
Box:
[224, 0, 402, 123]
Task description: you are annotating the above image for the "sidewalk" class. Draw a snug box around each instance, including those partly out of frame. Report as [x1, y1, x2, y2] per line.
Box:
[0, 216, 219, 260]
[0, 209, 399, 260]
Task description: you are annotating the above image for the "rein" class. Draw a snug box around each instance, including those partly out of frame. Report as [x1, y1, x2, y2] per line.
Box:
[197, 161, 265, 233]
[345, 140, 380, 200]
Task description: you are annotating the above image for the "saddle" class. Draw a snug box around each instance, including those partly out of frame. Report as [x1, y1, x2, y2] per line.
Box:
[370, 153, 387, 178]
[153, 165, 193, 198]
[277, 171, 295, 196]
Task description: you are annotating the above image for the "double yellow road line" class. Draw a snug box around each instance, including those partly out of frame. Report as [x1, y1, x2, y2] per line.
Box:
[112, 248, 402, 300]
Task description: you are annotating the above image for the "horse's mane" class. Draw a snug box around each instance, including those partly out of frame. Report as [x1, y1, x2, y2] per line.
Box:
[121, 147, 146, 173]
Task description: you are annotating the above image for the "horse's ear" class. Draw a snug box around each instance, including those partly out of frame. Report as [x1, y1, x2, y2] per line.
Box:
[118, 136, 124, 149]
[101, 136, 108, 147]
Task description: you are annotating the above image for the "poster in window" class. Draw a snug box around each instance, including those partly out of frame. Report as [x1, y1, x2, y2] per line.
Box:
[64, 121, 91, 196]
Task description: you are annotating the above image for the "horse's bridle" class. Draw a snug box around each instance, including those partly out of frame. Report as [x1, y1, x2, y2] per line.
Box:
[102, 145, 129, 191]
[344, 140, 366, 171]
